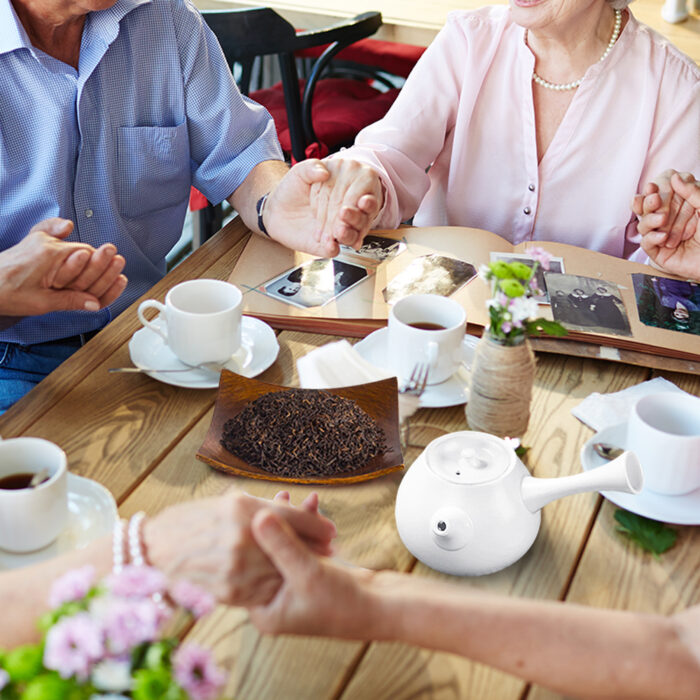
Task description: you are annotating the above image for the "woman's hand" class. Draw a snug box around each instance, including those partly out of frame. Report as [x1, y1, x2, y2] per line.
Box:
[143, 490, 337, 608]
[633, 171, 700, 280]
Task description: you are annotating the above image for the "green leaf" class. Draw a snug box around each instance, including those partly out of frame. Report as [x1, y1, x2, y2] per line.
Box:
[526, 318, 568, 337]
[19, 674, 72, 700]
[4, 646, 43, 683]
[514, 444, 530, 457]
[614, 509, 678, 560]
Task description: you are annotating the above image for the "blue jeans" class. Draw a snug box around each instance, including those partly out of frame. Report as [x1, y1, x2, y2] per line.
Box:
[0, 341, 81, 414]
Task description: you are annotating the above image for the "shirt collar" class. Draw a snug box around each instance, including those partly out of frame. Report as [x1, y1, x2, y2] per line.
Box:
[0, 0, 151, 57]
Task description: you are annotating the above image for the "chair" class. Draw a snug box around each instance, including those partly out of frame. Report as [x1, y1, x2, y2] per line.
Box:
[191, 7, 419, 242]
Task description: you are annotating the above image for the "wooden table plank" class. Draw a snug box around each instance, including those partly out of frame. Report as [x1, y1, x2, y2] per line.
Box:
[340, 355, 650, 700]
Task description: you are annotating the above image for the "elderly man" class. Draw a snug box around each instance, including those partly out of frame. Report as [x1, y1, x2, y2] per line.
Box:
[0, 0, 381, 411]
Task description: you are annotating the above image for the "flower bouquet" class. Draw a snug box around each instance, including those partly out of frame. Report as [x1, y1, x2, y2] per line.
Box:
[467, 248, 566, 436]
[0, 565, 226, 700]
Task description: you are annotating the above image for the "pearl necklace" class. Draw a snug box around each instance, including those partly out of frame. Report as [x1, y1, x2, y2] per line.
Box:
[530, 8, 622, 91]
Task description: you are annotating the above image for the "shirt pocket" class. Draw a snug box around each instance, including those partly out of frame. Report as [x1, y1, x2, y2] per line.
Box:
[116, 124, 190, 219]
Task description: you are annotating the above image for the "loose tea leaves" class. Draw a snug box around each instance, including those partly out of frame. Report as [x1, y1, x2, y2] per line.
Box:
[220, 389, 386, 478]
[614, 509, 678, 560]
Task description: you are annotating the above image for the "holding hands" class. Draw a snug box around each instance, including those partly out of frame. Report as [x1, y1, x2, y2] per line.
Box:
[633, 170, 700, 280]
[0, 218, 127, 317]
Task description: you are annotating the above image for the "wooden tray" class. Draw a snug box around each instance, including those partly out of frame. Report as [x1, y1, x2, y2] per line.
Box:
[197, 371, 404, 484]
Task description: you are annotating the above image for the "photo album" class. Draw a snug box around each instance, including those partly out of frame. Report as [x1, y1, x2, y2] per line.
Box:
[228, 226, 700, 366]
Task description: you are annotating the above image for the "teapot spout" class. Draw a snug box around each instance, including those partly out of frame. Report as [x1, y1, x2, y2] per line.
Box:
[521, 452, 643, 513]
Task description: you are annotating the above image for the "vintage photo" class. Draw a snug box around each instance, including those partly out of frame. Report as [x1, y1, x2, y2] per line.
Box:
[382, 254, 477, 305]
[490, 252, 564, 303]
[262, 259, 370, 309]
[632, 274, 700, 336]
[340, 235, 406, 263]
[545, 273, 632, 337]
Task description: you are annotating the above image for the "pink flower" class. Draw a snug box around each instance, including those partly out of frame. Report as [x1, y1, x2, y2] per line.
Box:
[173, 644, 227, 700]
[96, 597, 162, 656]
[501, 321, 513, 334]
[44, 612, 104, 681]
[170, 580, 215, 619]
[106, 565, 167, 599]
[526, 246, 552, 271]
[49, 565, 96, 608]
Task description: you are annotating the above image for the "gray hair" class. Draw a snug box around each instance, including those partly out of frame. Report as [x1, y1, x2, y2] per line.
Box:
[607, 0, 634, 8]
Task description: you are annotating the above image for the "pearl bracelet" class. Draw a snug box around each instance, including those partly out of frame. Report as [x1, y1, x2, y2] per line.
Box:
[128, 511, 147, 567]
[112, 518, 126, 573]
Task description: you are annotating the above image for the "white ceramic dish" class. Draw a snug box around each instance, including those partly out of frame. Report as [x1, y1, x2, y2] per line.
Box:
[581, 422, 700, 525]
[355, 328, 477, 408]
[0, 473, 117, 570]
[129, 315, 279, 389]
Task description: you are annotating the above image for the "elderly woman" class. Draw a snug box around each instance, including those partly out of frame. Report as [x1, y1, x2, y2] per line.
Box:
[326, 0, 700, 280]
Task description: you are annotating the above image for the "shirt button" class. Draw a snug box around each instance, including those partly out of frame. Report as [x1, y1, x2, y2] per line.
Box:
[528, 184, 535, 192]
[85, 209, 93, 218]
[523, 206, 532, 215]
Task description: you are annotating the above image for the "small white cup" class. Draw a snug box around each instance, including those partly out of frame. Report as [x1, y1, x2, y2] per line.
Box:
[138, 279, 243, 366]
[627, 392, 700, 496]
[388, 294, 467, 385]
[0, 437, 68, 553]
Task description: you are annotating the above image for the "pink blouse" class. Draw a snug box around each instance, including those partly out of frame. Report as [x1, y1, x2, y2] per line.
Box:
[334, 7, 700, 261]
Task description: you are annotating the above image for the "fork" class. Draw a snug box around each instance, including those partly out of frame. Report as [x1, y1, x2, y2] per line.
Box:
[399, 362, 430, 448]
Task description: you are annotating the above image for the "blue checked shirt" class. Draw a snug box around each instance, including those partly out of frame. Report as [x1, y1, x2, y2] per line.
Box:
[0, 0, 282, 344]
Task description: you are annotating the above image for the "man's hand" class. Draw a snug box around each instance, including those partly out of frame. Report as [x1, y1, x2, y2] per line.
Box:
[265, 159, 383, 257]
[633, 172, 700, 281]
[0, 218, 127, 317]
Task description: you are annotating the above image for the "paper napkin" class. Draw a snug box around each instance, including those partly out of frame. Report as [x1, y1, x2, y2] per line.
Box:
[571, 376, 688, 432]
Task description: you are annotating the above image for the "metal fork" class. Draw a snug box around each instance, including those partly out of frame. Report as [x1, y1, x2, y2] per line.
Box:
[399, 362, 430, 448]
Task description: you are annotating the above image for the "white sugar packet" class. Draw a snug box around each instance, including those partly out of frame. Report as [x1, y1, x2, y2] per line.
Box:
[571, 376, 688, 432]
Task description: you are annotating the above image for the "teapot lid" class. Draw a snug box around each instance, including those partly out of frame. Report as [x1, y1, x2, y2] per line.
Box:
[425, 432, 514, 485]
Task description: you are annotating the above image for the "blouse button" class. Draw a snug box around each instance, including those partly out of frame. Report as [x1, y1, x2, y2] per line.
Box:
[528, 184, 535, 192]
[523, 206, 532, 215]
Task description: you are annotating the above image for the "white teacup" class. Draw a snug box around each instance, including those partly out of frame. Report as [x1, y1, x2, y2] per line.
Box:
[388, 294, 467, 385]
[0, 437, 68, 553]
[627, 392, 700, 496]
[138, 279, 243, 366]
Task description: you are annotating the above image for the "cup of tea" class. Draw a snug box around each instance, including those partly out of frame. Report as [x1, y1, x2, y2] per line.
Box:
[388, 294, 467, 385]
[626, 392, 700, 496]
[138, 279, 243, 366]
[0, 437, 68, 553]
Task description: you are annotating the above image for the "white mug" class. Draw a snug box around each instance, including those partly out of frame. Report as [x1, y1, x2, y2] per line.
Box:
[627, 392, 700, 496]
[388, 294, 467, 385]
[138, 279, 243, 366]
[0, 437, 68, 553]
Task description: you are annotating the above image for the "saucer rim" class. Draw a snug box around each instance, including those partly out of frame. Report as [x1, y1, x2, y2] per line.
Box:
[354, 327, 473, 408]
[0, 473, 117, 570]
[580, 422, 700, 525]
[129, 315, 279, 389]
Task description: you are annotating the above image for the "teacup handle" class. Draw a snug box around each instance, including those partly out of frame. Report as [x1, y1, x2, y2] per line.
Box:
[137, 300, 167, 341]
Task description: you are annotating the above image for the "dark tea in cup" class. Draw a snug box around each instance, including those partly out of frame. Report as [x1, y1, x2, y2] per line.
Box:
[407, 322, 447, 331]
[0, 472, 35, 490]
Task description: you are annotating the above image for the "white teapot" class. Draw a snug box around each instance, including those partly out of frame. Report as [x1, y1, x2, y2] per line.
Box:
[395, 431, 642, 576]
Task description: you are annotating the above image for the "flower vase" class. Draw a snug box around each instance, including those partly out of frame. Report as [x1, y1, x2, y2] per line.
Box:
[466, 333, 536, 437]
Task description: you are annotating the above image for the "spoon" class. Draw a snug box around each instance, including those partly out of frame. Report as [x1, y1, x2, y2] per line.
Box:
[108, 362, 226, 374]
[592, 442, 625, 461]
[29, 468, 51, 488]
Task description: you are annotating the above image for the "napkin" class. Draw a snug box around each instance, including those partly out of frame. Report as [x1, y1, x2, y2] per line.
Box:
[571, 376, 688, 432]
[297, 340, 421, 422]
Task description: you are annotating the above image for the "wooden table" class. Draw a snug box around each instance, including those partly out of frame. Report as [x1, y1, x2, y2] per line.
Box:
[196, 0, 700, 63]
[2, 217, 698, 699]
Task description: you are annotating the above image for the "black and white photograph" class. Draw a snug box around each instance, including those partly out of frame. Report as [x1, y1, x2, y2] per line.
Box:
[340, 235, 407, 263]
[546, 273, 632, 337]
[633, 274, 700, 336]
[490, 252, 565, 303]
[382, 254, 477, 305]
[262, 259, 370, 309]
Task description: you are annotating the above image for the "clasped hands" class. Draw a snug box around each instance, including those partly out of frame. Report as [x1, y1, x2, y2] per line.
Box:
[633, 170, 700, 281]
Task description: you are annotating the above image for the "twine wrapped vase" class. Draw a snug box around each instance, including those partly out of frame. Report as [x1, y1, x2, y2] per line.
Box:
[466, 332, 536, 437]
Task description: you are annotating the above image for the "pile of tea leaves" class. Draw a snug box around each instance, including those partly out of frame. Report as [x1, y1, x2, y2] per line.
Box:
[221, 388, 386, 478]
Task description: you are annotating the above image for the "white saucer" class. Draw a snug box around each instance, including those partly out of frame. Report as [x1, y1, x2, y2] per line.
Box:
[581, 422, 700, 525]
[128, 315, 279, 389]
[0, 473, 118, 570]
[354, 328, 477, 408]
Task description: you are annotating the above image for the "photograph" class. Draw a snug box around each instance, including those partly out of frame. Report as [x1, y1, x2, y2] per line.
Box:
[632, 274, 700, 336]
[382, 254, 477, 305]
[545, 273, 632, 337]
[490, 252, 564, 303]
[340, 235, 406, 263]
[262, 258, 370, 309]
